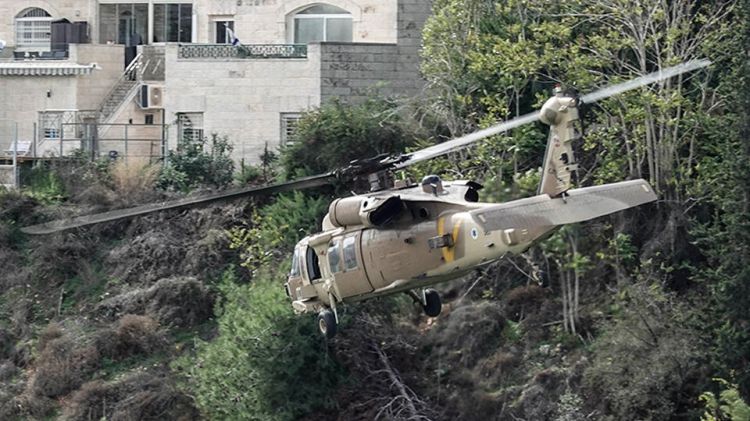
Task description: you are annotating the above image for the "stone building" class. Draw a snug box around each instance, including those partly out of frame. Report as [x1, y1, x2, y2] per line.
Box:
[0, 0, 431, 165]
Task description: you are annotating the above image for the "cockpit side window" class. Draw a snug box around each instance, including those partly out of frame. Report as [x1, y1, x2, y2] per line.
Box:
[306, 246, 322, 281]
[343, 236, 357, 270]
[290, 248, 301, 277]
[328, 241, 341, 273]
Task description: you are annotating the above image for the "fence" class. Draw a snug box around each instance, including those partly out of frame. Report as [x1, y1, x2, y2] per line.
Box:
[0, 121, 167, 163]
[0, 119, 19, 188]
[61, 122, 168, 164]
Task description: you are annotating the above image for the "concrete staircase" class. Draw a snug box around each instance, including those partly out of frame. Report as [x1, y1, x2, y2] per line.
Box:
[97, 54, 143, 125]
[99, 79, 138, 123]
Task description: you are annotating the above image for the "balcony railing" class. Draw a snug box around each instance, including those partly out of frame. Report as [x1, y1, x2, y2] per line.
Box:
[178, 44, 308, 59]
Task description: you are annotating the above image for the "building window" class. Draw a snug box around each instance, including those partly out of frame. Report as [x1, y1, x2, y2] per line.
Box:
[15, 7, 52, 51]
[177, 113, 203, 143]
[280, 113, 302, 145]
[99, 4, 148, 45]
[328, 241, 341, 273]
[154, 3, 193, 43]
[213, 19, 235, 44]
[343, 236, 357, 271]
[145, 114, 154, 125]
[40, 112, 62, 139]
[293, 5, 352, 44]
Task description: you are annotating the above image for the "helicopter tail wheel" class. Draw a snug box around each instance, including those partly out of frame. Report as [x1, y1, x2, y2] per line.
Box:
[318, 309, 338, 339]
[423, 289, 442, 317]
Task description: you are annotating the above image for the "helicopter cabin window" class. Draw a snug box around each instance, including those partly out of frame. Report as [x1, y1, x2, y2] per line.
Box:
[290, 247, 301, 277]
[328, 241, 341, 273]
[306, 246, 322, 281]
[343, 236, 357, 271]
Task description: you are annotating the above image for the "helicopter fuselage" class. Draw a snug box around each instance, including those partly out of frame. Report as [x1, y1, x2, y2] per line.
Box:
[285, 180, 554, 314]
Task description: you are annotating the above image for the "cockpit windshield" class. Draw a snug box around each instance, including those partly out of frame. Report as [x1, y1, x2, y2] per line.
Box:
[290, 247, 301, 277]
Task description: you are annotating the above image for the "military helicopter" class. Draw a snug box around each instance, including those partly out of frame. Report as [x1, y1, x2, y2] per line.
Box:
[21, 60, 710, 339]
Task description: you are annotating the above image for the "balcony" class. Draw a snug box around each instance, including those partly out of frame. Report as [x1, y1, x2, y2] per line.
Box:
[177, 44, 308, 60]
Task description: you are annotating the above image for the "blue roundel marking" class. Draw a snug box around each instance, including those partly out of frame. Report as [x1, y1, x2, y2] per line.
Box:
[470, 228, 478, 239]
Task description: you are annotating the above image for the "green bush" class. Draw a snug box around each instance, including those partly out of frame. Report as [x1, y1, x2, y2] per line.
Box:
[174, 269, 342, 420]
[701, 378, 750, 421]
[159, 133, 234, 191]
[280, 97, 419, 178]
[229, 192, 329, 272]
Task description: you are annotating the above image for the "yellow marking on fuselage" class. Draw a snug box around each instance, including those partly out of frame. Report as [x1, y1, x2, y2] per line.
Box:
[437, 216, 461, 262]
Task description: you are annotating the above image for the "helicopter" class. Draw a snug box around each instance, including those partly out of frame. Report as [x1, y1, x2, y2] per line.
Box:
[20, 60, 710, 339]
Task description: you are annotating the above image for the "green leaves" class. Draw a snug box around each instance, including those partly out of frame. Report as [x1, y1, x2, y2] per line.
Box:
[280, 98, 418, 178]
[175, 269, 342, 420]
[158, 133, 235, 191]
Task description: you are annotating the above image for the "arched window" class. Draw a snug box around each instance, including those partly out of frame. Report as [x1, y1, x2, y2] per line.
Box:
[15, 7, 52, 51]
[293, 4, 352, 44]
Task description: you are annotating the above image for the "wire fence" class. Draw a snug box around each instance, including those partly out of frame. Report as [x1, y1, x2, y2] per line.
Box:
[0, 119, 19, 188]
[0, 119, 168, 188]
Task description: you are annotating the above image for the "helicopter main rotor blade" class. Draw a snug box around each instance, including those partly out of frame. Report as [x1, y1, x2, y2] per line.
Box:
[581, 59, 711, 103]
[396, 59, 711, 169]
[20, 172, 336, 235]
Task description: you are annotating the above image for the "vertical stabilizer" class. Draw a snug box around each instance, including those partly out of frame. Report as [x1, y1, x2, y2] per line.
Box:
[538, 89, 581, 197]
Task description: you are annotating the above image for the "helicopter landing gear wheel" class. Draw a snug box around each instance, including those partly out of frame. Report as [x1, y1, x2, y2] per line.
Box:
[423, 289, 442, 317]
[318, 309, 337, 339]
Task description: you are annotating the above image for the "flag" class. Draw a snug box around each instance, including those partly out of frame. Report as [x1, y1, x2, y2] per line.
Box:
[225, 24, 240, 46]
[0, 39, 6, 51]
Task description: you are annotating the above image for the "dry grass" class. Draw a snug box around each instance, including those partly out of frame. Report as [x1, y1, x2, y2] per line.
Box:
[114, 314, 164, 356]
[95, 315, 166, 359]
[30, 335, 101, 398]
[110, 160, 159, 198]
[62, 372, 199, 421]
[96, 277, 214, 328]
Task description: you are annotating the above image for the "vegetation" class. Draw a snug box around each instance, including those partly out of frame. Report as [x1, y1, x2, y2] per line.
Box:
[0, 0, 746, 419]
[175, 269, 342, 420]
[158, 132, 235, 191]
[281, 97, 421, 178]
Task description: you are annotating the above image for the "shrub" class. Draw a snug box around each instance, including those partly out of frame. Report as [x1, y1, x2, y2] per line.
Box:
[582, 283, 704, 420]
[112, 315, 165, 357]
[174, 269, 343, 420]
[62, 372, 199, 421]
[110, 159, 160, 198]
[158, 132, 235, 191]
[230, 191, 328, 271]
[280, 97, 419, 177]
[700, 378, 750, 421]
[96, 277, 214, 328]
[31, 335, 101, 398]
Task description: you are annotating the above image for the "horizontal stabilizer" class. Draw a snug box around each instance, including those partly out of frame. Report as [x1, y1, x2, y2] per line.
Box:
[471, 179, 657, 233]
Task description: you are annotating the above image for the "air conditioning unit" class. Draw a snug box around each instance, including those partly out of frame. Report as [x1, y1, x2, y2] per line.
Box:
[139, 84, 164, 109]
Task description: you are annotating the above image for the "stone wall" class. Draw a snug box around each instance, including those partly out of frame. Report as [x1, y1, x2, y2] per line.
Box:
[74, 44, 124, 110]
[163, 43, 322, 164]
[319, 0, 431, 104]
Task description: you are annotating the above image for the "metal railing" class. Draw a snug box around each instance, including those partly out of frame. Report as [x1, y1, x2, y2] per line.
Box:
[61, 122, 168, 164]
[96, 54, 150, 124]
[178, 44, 308, 59]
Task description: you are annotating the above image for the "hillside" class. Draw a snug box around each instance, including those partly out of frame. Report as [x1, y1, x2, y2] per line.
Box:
[1, 0, 749, 420]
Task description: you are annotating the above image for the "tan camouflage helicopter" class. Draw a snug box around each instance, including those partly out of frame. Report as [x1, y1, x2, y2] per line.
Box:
[22, 60, 710, 339]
